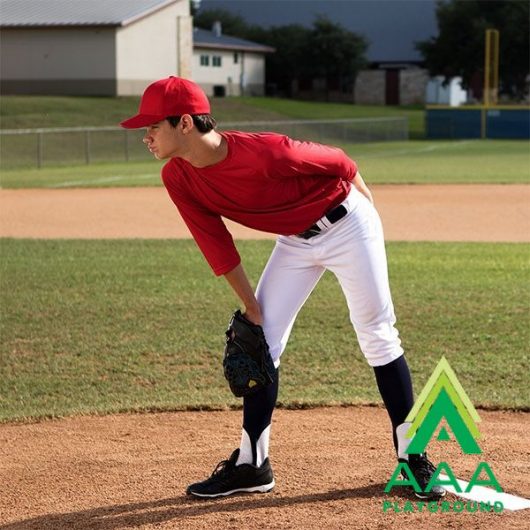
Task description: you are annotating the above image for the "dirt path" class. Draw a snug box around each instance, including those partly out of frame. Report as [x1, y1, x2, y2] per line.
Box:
[1, 184, 529, 241]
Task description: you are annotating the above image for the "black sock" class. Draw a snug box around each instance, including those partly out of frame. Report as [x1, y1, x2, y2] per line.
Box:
[242, 369, 279, 464]
[373, 356, 414, 453]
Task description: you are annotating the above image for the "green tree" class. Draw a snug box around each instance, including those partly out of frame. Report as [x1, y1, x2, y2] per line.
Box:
[247, 24, 312, 96]
[307, 16, 368, 98]
[193, 10, 367, 99]
[417, 0, 529, 99]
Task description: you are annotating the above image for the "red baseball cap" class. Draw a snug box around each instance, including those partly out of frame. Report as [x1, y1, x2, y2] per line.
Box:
[120, 76, 211, 129]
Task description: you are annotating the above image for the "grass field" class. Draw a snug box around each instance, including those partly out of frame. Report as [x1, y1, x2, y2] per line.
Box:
[0, 96, 420, 170]
[1, 95, 529, 424]
[2, 96, 528, 183]
[1, 239, 528, 422]
[1, 139, 528, 188]
[0, 95, 425, 137]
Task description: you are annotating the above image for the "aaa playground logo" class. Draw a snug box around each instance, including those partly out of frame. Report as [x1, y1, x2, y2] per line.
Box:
[384, 356, 503, 513]
[404, 355, 482, 455]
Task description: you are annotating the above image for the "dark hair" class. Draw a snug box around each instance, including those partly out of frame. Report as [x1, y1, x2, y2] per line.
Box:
[166, 114, 217, 133]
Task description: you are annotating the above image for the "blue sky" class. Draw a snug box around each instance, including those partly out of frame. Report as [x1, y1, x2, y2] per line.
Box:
[198, 0, 440, 62]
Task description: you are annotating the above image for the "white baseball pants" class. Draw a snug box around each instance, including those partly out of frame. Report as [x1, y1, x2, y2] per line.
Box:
[256, 187, 404, 368]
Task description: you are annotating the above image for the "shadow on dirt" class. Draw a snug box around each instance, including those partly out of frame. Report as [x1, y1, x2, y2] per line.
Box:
[1, 483, 388, 529]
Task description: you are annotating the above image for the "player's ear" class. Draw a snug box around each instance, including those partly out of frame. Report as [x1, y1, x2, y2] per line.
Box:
[180, 114, 194, 134]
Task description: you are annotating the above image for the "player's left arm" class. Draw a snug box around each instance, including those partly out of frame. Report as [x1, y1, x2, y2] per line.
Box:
[352, 172, 374, 204]
[272, 135, 357, 182]
[273, 136, 374, 204]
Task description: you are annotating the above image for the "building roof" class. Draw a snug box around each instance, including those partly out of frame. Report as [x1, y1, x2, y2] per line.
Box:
[0, 0, 178, 27]
[193, 27, 275, 53]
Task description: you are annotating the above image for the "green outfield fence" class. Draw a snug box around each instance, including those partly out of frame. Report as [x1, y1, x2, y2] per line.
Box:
[0, 117, 408, 169]
[426, 106, 530, 139]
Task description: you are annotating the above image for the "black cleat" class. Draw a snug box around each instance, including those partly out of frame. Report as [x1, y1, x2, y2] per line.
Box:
[186, 449, 275, 498]
[400, 453, 446, 500]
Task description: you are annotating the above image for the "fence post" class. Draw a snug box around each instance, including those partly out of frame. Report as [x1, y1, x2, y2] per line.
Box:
[37, 132, 43, 168]
[84, 130, 91, 164]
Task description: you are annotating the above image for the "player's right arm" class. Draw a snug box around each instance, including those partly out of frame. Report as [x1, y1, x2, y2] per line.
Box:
[162, 166, 241, 276]
[168, 191, 262, 324]
[223, 264, 262, 325]
[162, 166, 262, 322]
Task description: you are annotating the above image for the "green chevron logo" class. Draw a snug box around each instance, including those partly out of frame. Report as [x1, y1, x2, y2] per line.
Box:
[405, 356, 481, 455]
[384, 357, 504, 500]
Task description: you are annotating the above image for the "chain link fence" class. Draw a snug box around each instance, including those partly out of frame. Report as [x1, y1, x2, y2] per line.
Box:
[0, 117, 408, 170]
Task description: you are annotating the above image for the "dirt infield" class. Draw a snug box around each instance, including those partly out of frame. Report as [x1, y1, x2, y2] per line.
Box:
[1, 184, 529, 241]
[1, 184, 529, 528]
[1, 408, 529, 529]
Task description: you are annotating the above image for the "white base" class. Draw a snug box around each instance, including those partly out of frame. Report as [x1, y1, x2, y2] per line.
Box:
[439, 474, 530, 511]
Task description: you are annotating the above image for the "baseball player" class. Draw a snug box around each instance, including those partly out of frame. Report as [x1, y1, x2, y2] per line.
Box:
[120, 76, 444, 500]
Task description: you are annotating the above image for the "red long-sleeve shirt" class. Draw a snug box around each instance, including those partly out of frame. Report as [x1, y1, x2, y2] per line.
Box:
[162, 131, 357, 275]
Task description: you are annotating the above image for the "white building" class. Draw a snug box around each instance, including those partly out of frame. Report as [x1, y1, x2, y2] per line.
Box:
[0, 0, 192, 96]
[193, 24, 274, 97]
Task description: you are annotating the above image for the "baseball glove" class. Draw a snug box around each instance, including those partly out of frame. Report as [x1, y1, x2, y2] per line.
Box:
[223, 310, 276, 397]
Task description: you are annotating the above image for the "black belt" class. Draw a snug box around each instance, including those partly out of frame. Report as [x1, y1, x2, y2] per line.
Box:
[296, 204, 348, 239]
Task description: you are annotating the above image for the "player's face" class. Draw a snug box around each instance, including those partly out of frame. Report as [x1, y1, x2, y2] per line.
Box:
[142, 120, 180, 160]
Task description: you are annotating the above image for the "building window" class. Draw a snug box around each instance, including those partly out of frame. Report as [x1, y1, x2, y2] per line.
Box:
[200, 55, 209, 66]
[233, 52, 239, 64]
[212, 56, 222, 67]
